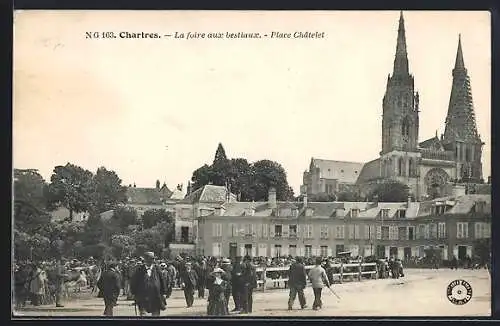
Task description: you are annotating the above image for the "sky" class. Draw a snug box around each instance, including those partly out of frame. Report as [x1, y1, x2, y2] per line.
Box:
[13, 11, 491, 194]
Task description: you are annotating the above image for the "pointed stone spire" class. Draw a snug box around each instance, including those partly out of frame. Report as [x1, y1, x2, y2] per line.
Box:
[393, 11, 409, 76]
[454, 34, 465, 71]
[443, 35, 480, 143]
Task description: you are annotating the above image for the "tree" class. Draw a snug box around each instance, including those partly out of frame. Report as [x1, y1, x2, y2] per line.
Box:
[337, 190, 362, 202]
[308, 193, 336, 202]
[251, 160, 294, 201]
[111, 207, 138, 229]
[13, 169, 51, 232]
[111, 234, 136, 258]
[142, 209, 174, 229]
[46, 163, 94, 221]
[227, 158, 253, 200]
[92, 167, 128, 213]
[191, 164, 213, 192]
[212, 143, 230, 186]
[369, 181, 410, 202]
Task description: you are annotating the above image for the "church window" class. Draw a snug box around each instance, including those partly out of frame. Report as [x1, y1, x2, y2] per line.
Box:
[398, 158, 404, 176]
[402, 118, 410, 138]
[465, 147, 471, 162]
[408, 159, 414, 177]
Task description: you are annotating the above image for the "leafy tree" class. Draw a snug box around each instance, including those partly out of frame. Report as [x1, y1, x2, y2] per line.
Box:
[337, 190, 362, 202]
[92, 167, 128, 213]
[111, 234, 136, 258]
[308, 193, 336, 202]
[369, 181, 410, 202]
[142, 209, 173, 229]
[46, 163, 94, 221]
[251, 160, 294, 201]
[213, 143, 228, 163]
[191, 164, 213, 192]
[473, 238, 491, 266]
[13, 169, 51, 232]
[227, 158, 253, 200]
[111, 206, 138, 229]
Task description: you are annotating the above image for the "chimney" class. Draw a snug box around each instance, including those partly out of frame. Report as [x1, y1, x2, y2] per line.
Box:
[268, 187, 277, 209]
[303, 193, 308, 208]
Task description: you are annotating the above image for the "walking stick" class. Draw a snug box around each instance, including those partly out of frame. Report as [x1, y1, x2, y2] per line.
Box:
[327, 286, 341, 300]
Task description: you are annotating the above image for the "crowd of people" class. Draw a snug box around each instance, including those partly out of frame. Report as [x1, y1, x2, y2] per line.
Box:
[18, 252, 490, 316]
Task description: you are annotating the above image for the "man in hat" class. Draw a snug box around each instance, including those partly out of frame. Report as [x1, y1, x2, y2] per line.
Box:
[97, 262, 121, 316]
[166, 261, 177, 297]
[240, 255, 258, 314]
[54, 260, 67, 308]
[231, 256, 244, 312]
[220, 258, 232, 306]
[307, 257, 330, 310]
[130, 252, 167, 316]
[180, 262, 198, 308]
[288, 256, 307, 310]
[195, 258, 209, 299]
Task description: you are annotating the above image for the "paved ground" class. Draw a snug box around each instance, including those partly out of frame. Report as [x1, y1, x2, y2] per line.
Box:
[13, 268, 491, 317]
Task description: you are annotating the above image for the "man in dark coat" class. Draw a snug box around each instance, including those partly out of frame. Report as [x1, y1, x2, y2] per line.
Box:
[195, 258, 209, 299]
[220, 259, 232, 307]
[54, 260, 67, 308]
[180, 262, 198, 308]
[130, 252, 167, 316]
[240, 255, 258, 314]
[97, 262, 121, 316]
[288, 257, 307, 310]
[231, 256, 244, 312]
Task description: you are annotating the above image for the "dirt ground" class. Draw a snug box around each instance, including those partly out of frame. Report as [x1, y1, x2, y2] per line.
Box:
[13, 268, 491, 317]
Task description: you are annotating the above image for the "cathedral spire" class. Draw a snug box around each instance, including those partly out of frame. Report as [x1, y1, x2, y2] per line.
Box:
[393, 11, 409, 76]
[443, 35, 480, 143]
[454, 34, 465, 71]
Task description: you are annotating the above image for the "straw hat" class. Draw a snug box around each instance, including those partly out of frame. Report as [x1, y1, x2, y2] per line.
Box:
[211, 267, 224, 274]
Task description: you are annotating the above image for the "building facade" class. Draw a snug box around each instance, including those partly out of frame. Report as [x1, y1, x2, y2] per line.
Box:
[197, 188, 490, 261]
[301, 12, 487, 201]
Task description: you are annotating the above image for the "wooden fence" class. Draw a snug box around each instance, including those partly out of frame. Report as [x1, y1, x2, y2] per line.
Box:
[255, 262, 378, 292]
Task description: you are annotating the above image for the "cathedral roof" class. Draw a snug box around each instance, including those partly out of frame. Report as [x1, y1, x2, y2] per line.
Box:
[310, 158, 364, 184]
[356, 158, 381, 184]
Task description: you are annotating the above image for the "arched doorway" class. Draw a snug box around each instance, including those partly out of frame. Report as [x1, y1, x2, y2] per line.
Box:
[424, 168, 450, 199]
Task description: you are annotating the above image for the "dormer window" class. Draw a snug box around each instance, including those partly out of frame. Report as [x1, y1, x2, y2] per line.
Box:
[380, 209, 389, 218]
[351, 209, 359, 218]
[305, 208, 314, 217]
[434, 205, 445, 216]
[397, 209, 406, 219]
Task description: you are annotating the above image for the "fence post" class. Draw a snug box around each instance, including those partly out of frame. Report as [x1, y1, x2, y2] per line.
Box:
[339, 263, 343, 284]
[263, 267, 267, 292]
[358, 261, 362, 281]
[375, 263, 379, 280]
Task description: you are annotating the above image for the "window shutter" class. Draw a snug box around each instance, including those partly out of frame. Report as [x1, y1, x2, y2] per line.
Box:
[283, 225, 289, 238]
[354, 225, 360, 239]
[456, 223, 461, 238]
[188, 227, 193, 242]
[257, 224, 262, 238]
[250, 224, 255, 236]
[251, 246, 256, 257]
[270, 246, 276, 257]
[325, 225, 330, 238]
[240, 244, 245, 256]
[270, 224, 275, 237]
[263, 224, 268, 238]
[309, 225, 314, 238]
[376, 226, 382, 240]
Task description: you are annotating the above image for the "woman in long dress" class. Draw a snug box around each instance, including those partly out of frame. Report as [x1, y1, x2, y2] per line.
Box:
[207, 267, 229, 316]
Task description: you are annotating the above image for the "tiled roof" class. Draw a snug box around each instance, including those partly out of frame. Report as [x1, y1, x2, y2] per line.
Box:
[447, 194, 491, 215]
[356, 158, 381, 184]
[169, 189, 185, 200]
[181, 185, 236, 204]
[126, 187, 172, 205]
[310, 158, 364, 183]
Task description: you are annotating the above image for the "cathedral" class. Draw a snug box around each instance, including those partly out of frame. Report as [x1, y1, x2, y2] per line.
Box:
[303, 12, 486, 200]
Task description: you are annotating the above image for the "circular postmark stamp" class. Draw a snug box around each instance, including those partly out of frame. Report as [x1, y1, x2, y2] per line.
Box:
[447, 279, 473, 305]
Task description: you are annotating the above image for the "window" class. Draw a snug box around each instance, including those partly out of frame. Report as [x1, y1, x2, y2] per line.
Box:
[229, 223, 237, 237]
[335, 225, 345, 239]
[289, 225, 298, 237]
[363, 225, 370, 240]
[398, 227, 407, 240]
[258, 244, 267, 257]
[181, 226, 190, 243]
[304, 225, 313, 238]
[376, 226, 382, 240]
[244, 224, 253, 236]
[380, 209, 389, 219]
[354, 225, 360, 239]
[424, 225, 430, 239]
[351, 209, 360, 218]
[244, 244, 252, 257]
[418, 224, 425, 240]
[408, 226, 415, 240]
[274, 225, 282, 237]
[389, 226, 399, 240]
[320, 246, 328, 257]
[212, 223, 223, 237]
[430, 224, 437, 239]
[457, 222, 469, 239]
[381, 226, 389, 240]
[320, 225, 329, 239]
[475, 222, 490, 239]
[335, 244, 345, 255]
[289, 245, 297, 256]
[347, 225, 355, 240]
[434, 205, 445, 216]
[398, 158, 404, 176]
[437, 223, 446, 238]
[262, 224, 268, 238]
[305, 245, 312, 258]
[397, 209, 406, 218]
[274, 245, 282, 257]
